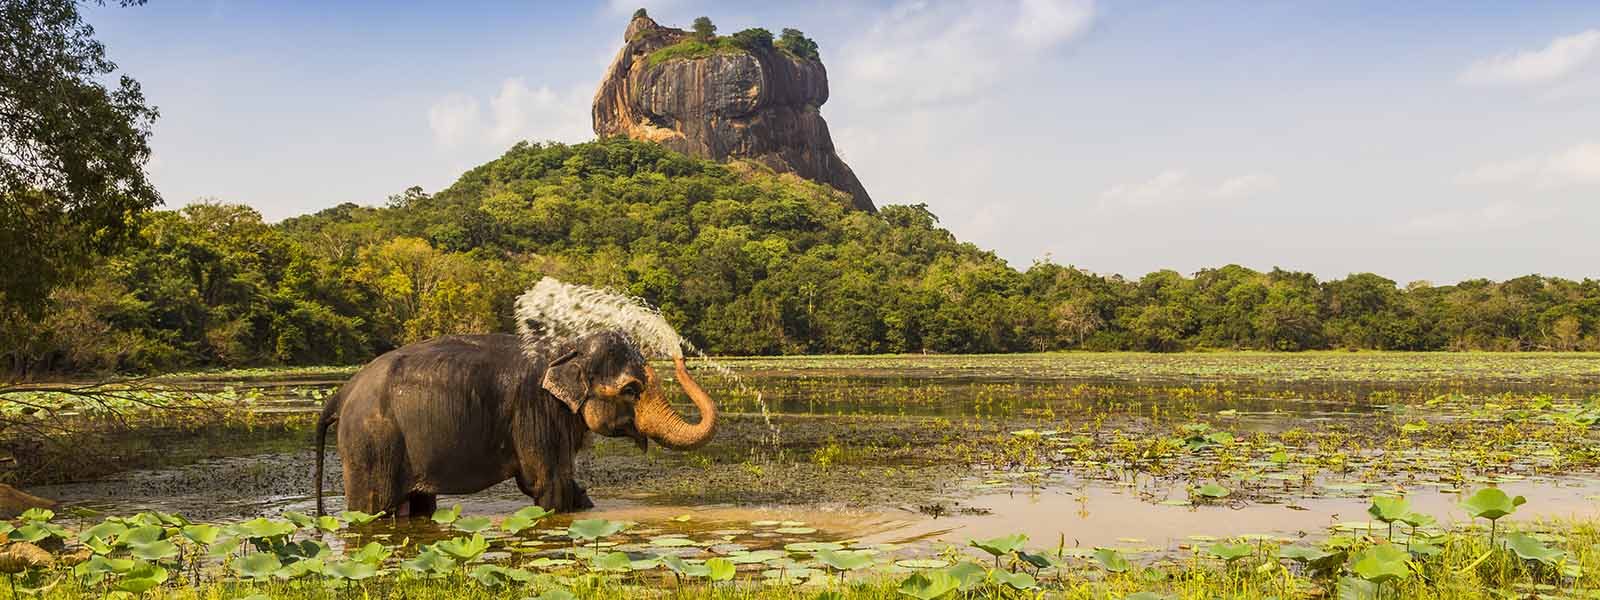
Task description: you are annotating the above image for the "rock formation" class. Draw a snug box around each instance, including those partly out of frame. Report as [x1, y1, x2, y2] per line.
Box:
[593, 13, 876, 212]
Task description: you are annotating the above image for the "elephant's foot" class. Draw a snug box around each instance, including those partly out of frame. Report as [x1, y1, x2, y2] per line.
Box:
[571, 482, 595, 510]
[407, 493, 438, 518]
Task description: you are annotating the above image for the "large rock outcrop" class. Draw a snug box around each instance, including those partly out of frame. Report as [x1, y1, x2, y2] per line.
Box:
[593, 14, 875, 212]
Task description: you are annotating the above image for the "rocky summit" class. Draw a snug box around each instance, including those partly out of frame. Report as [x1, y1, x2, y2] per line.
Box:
[592, 12, 875, 212]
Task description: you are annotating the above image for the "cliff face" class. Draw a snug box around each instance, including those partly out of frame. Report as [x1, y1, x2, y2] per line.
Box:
[593, 15, 875, 212]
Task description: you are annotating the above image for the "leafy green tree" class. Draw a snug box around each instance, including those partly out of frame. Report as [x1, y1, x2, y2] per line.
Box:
[777, 28, 820, 60]
[1127, 304, 1191, 352]
[1, 0, 158, 372]
[1255, 279, 1322, 350]
[692, 16, 716, 41]
[730, 28, 773, 50]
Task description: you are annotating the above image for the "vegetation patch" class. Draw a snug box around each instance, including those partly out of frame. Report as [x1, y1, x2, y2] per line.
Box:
[3, 495, 1599, 599]
[645, 38, 749, 67]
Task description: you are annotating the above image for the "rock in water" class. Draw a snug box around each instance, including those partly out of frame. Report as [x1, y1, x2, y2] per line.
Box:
[593, 13, 876, 212]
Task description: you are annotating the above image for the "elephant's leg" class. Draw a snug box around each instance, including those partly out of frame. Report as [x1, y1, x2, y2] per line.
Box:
[569, 480, 595, 510]
[407, 493, 437, 517]
[514, 461, 585, 511]
[339, 419, 409, 515]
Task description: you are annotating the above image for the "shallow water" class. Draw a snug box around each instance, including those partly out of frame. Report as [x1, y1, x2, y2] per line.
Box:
[38, 354, 1600, 557]
[872, 477, 1600, 550]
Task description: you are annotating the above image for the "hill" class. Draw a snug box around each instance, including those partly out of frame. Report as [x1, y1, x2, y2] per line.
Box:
[6, 138, 1598, 373]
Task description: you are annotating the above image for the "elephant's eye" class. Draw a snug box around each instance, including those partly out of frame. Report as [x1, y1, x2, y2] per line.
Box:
[621, 382, 643, 397]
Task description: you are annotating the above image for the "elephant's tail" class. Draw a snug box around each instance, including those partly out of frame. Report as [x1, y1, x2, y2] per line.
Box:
[314, 390, 341, 516]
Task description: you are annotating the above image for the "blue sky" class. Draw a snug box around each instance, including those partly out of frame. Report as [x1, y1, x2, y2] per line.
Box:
[85, 1, 1600, 283]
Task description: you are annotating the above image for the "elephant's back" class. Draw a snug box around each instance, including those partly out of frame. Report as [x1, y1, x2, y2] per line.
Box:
[340, 334, 526, 404]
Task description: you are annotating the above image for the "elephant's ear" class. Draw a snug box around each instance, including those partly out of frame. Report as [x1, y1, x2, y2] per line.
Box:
[541, 349, 587, 413]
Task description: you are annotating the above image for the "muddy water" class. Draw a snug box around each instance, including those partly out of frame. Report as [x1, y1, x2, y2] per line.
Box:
[38, 357, 1600, 557]
[873, 478, 1600, 551]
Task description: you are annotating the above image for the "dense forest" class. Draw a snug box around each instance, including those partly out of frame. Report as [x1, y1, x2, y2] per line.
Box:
[4, 137, 1598, 374]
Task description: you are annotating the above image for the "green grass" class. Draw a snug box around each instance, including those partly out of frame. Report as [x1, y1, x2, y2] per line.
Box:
[645, 38, 749, 67]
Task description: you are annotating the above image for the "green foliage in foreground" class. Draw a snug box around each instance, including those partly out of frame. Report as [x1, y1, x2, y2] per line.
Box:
[4, 491, 1600, 599]
[8, 137, 1600, 375]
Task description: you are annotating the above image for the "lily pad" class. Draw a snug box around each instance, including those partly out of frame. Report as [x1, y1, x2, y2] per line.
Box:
[1460, 488, 1527, 521]
[898, 570, 961, 600]
[1505, 532, 1564, 565]
[970, 533, 1028, 557]
[1350, 545, 1409, 585]
[815, 549, 874, 571]
[569, 519, 627, 540]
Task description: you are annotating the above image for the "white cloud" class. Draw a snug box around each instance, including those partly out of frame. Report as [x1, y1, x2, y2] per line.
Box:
[427, 93, 481, 148]
[1547, 142, 1600, 183]
[1400, 201, 1554, 234]
[837, 0, 1095, 110]
[1210, 173, 1278, 199]
[426, 79, 593, 149]
[1100, 170, 1276, 209]
[488, 78, 574, 143]
[1099, 169, 1188, 208]
[1458, 29, 1600, 86]
[1013, 0, 1095, 49]
[1457, 142, 1600, 188]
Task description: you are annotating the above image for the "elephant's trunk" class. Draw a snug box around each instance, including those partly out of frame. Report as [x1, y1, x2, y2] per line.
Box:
[635, 356, 717, 450]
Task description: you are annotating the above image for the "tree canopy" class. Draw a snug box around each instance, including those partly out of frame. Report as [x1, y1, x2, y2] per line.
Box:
[1, 0, 160, 305]
[1, 0, 159, 373]
[10, 137, 1600, 374]
[777, 28, 820, 61]
[691, 16, 715, 41]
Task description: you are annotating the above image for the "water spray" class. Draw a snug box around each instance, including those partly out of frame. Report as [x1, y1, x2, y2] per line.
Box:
[514, 278, 781, 449]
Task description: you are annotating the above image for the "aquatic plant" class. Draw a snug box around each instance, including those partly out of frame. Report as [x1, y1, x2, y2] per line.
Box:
[501, 506, 552, 534]
[1503, 532, 1563, 566]
[967, 534, 1026, 569]
[1206, 541, 1253, 565]
[1350, 543, 1410, 597]
[896, 570, 960, 599]
[1460, 487, 1526, 547]
[1366, 495, 1412, 540]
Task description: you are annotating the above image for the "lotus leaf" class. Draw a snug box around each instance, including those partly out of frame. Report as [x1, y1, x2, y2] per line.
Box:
[568, 519, 627, 540]
[898, 570, 961, 600]
[1351, 545, 1409, 585]
[431, 505, 462, 525]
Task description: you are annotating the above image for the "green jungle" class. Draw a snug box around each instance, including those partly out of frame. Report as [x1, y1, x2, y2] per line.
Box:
[6, 135, 1600, 376]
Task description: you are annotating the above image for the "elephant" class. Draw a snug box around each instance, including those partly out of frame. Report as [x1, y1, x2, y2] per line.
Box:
[313, 330, 716, 516]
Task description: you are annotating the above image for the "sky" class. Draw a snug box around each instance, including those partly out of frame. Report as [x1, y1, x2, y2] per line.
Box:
[83, 0, 1600, 284]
